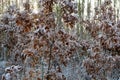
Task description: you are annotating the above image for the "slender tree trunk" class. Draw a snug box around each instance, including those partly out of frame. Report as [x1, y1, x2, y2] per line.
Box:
[2, 0, 3, 13]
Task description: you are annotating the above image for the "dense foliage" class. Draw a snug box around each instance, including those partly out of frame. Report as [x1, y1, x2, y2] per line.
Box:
[0, 0, 120, 80]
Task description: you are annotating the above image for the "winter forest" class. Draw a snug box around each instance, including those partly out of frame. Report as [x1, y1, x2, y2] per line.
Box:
[0, 0, 120, 80]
